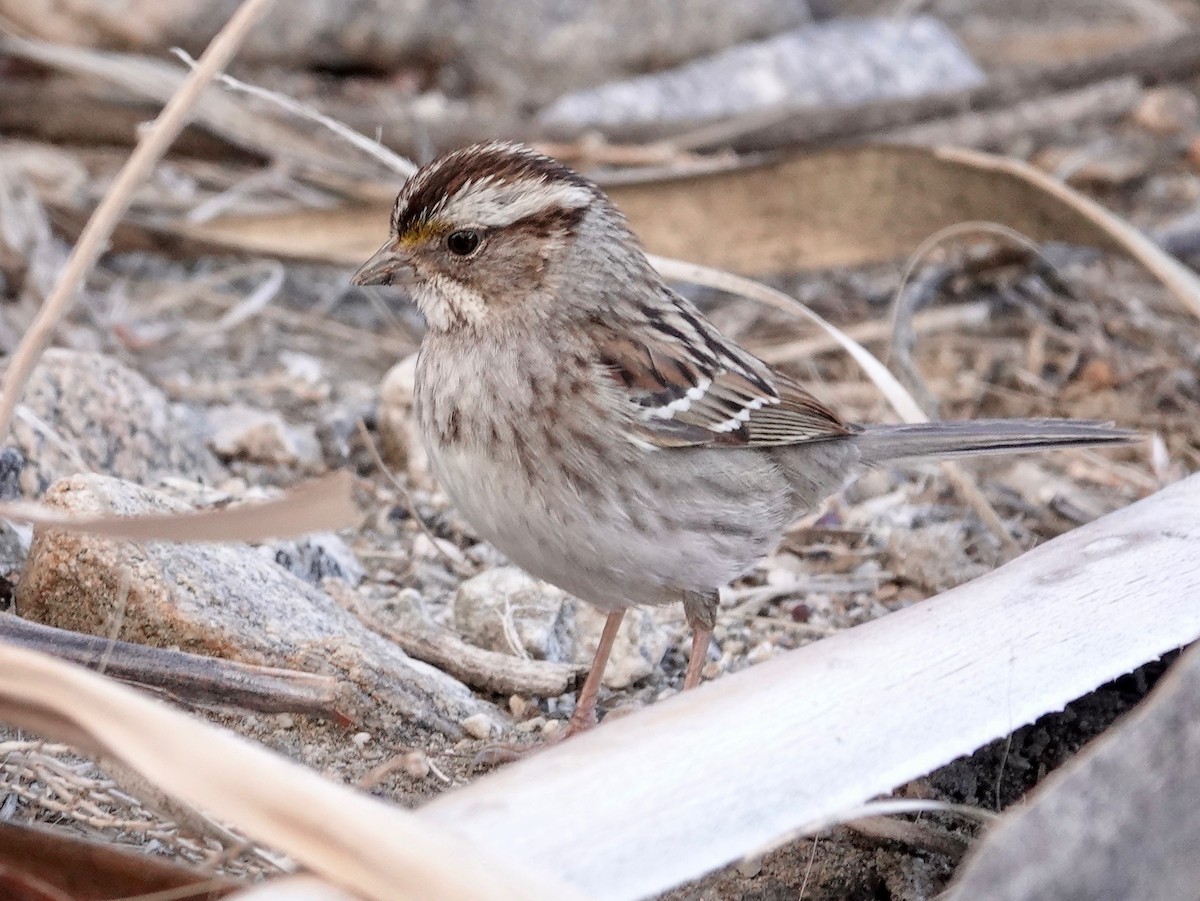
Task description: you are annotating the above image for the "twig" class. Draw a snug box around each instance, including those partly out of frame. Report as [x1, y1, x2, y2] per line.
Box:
[0, 0, 277, 442]
[172, 48, 417, 180]
[354, 418, 471, 576]
[754, 302, 991, 365]
[332, 584, 582, 698]
[881, 77, 1142, 148]
[0, 614, 346, 718]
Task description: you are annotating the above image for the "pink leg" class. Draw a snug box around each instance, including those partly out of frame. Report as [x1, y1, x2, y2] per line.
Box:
[565, 609, 626, 735]
[683, 626, 712, 690]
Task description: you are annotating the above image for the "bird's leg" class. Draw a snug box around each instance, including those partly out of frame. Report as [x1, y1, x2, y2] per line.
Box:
[682, 588, 719, 691]
[565, 608, 626, 736]
[684, 626, 712, 690]
[473, 608, 625, 766]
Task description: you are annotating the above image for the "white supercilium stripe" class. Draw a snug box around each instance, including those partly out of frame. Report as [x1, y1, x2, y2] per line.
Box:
[439, 177, 593, 228]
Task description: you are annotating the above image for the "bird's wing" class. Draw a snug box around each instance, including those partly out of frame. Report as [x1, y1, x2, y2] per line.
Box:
[595, 294, 849, 449]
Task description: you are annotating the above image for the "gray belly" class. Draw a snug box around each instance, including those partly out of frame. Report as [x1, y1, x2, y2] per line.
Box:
[428, 441, 807, 609]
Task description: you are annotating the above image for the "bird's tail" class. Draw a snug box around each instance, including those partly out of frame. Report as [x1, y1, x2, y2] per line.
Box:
[852, 419, 1137, 465]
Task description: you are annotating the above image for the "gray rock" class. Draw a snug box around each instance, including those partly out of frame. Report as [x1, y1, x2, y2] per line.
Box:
[208, 404, 323, 470]
[263, 531, 364, 586]
[539, 16, 985, 140]
[12, 349, 225, 496]
[452, 567, 573, 662]
[15, 474, 496, 736]
[571, 601, 671, 690]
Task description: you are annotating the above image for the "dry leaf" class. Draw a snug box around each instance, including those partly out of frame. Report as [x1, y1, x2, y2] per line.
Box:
[0, 645, 585, 901]
[0, 471, 358, 542]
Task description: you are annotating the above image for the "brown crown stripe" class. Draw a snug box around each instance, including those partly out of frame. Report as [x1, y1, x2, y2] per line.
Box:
[392, 143, 597, 236]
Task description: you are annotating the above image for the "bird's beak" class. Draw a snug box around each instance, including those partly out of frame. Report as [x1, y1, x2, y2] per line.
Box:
[351, 241, 416, 288]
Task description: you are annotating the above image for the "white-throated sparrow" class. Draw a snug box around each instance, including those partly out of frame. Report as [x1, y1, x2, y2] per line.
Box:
[353, 142, 1134, 736]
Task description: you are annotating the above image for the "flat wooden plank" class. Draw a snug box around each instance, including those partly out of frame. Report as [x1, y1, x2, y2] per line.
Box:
[423, 473, 1200, 901]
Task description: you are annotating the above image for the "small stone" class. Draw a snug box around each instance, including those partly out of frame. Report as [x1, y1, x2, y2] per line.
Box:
[1132, 86, 1199, 136]
[514, 716, 546, 734]
[265, 531, 364, 585]
[790, 602, 812, 623]
[351, 732, 372, 748]
[508, 695, 532, 718]
[542, 719, 565, 739]
[376, 354, 433, 489]
[702, 661, 722, 679]
[571, 603, 671, 689]
[412, 532, 466, 565]
[400, 750, 430, 779]
[276, 714, 295, 729]
[746, 643, 778, 665]
[461, 713, 495, 740]
[736, 856, 763, 879]
[208, 404, 323, 469]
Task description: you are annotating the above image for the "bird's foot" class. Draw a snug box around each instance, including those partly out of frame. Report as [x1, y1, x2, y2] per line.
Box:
[471, 708, 596, 767]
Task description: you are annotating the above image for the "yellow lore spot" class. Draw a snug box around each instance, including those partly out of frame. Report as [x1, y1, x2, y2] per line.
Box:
[398, 220, 450, 247]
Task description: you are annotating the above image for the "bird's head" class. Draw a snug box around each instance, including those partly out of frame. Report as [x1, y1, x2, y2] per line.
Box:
[352, 142, 647, 332]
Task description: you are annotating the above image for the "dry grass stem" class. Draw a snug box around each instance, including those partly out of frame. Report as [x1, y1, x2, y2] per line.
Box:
[0, 0, 278, 441]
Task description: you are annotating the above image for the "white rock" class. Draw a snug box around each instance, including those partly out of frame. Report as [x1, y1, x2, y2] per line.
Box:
[461, 712, 495, 740]
[452, 567, 572, 661]
[208, 404, 322, 468]
[571, 602, 671, 690]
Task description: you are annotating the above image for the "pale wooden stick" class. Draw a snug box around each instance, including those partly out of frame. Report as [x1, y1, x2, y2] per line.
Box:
[0, 0, 277, 441]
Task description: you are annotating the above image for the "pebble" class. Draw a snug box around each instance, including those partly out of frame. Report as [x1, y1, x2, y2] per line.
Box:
[746, 643, 779, 665]
[461, 713, 495, 740]
[351, 732, 372, 748]
[207, 404, 323, 469]
[400, 751, 431, 779]
[1132, 86, 1199, 136]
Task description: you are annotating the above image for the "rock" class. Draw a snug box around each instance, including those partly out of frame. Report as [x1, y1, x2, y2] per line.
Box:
[461, 712, 494, 740]
[376, 354, 433, 490]
[208, 404, 323, 470]
[452, 566, 671, 689]
[263, 531, 364, 586]
[1132, 86, 1199, 137]
[539, 16, 984, 141]
[13, 350, 225, 496]
[571, 603, 671, 689]
[452, 567, 572, 662]
[15, 474, 496, 736]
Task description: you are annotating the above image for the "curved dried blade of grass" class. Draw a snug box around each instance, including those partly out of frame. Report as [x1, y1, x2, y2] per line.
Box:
[936, 146, 1200, 322]
[888, 221, 1054, 554]
[0, 0, 277, 442]
[171, 49, 418, 180]
[0, 471, 357, 542]
[648, 255, 927, 423]
[0, 644, 585, 901]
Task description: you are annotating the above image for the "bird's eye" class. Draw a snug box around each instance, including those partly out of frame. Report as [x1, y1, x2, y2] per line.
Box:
[446, 230, 481, 256]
